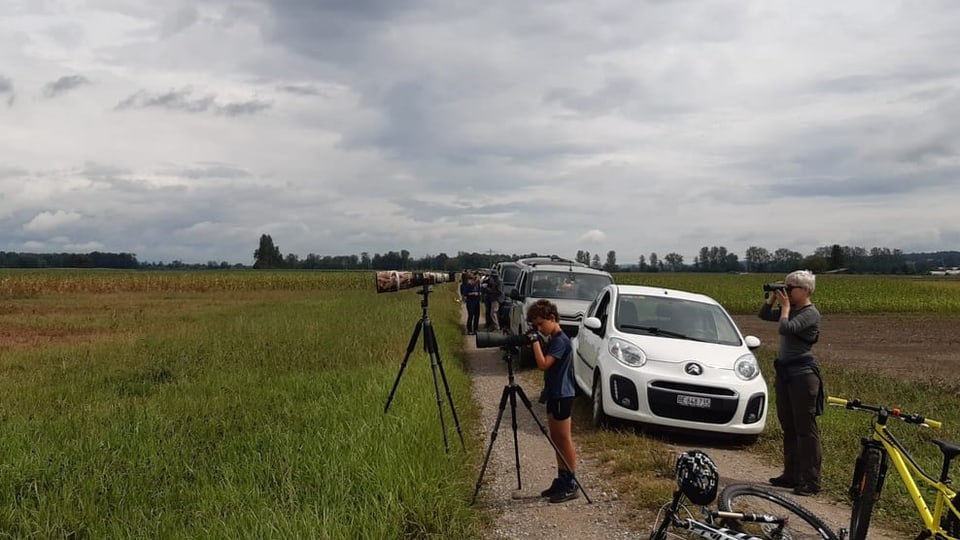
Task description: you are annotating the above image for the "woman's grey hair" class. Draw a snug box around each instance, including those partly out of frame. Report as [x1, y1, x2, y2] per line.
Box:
[785, 270, 816, 293]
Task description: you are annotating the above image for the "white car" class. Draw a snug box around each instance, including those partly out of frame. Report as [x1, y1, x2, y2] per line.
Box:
[574, 284, 767, 440]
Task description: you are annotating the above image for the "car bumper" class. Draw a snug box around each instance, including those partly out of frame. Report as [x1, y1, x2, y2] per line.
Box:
[599, 363, 767, 435]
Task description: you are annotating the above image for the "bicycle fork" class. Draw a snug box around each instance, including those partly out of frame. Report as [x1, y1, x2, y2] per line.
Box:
[850, 438, 889, 502]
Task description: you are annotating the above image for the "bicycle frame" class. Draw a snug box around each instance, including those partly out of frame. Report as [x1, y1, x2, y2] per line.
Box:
[652, 490, 789, 540]
[831, 396, 960, 538]
[864, 418, 959, 536]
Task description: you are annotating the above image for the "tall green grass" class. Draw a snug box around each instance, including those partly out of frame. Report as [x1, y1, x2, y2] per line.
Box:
[0, 280, 484, 538]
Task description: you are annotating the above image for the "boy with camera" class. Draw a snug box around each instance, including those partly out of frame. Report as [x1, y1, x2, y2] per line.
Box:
[526, 299, 579, 503]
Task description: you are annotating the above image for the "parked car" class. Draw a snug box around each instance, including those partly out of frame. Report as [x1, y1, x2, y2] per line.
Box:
[506, 257, 614, 365]
[574, 284, 766, 440]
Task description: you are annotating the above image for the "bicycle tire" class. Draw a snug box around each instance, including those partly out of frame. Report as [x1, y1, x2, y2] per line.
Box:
[718, 484, 838, 540]
[848, 447, 883, 540]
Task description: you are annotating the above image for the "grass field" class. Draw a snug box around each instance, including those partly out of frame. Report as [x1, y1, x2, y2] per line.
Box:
[1, 270, 483, 538]
[2, 269, 959, 538]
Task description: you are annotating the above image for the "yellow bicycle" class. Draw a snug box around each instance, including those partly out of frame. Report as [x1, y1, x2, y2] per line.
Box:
[828, 396, 960, 540]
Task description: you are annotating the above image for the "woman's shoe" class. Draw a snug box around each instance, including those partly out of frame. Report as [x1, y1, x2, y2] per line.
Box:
[768, 475, 797, 488]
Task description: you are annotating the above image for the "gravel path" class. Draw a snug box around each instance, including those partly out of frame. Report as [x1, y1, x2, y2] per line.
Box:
[465, 336, 640, 539]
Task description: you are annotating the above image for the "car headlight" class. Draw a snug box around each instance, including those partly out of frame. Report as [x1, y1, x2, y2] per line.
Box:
[734, 353, 760, 381]
[608, 338, 646, 367]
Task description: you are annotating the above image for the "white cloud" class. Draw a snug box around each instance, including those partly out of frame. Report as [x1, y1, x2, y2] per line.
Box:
[23, 210, 85, 233]
[578, 229, 607, 244]
[1, 0, 959, 264]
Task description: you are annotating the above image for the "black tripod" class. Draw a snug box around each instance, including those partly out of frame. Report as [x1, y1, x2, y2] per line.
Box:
[383, 283, 465, 453]
[471, 346, 591, 504]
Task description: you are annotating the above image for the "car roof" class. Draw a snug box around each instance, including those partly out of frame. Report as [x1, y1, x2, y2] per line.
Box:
[610, 284, 718, 305]
[517, 255, 586, 266]
[524, 263, 611, 276]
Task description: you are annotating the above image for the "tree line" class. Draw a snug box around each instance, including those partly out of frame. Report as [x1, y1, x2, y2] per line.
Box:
[1, 235, 957, 275]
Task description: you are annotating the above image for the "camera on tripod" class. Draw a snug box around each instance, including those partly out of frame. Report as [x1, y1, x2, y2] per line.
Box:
[475, 330, 539, 350]
[375, 270, 457, 294]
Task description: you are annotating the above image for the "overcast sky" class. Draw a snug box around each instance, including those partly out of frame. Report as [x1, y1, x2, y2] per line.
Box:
[2, 1, 959, 265]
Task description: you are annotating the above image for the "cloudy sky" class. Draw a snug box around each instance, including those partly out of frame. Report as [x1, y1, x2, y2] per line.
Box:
[2, 1, 959, 265]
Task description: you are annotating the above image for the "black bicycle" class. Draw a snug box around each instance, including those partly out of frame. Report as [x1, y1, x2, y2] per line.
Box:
[650, 450, 840, 540]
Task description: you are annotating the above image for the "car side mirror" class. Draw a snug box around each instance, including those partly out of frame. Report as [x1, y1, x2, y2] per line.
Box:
[744, 335, 761, 349]
[509, 289, 521, 301]
[584, 317, 602, 330]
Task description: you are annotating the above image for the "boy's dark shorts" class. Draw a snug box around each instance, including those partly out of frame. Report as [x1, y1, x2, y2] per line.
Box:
[546, 397, 574, 420]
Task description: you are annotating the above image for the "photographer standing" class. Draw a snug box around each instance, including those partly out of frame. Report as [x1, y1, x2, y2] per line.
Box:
[484, 273, 502, 331]
[759, 270, 823, 497]
[527, 299, 579, 503]
[461, 273, 482, 335]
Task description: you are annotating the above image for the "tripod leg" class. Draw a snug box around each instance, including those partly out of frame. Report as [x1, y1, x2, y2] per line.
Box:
[471, 385, 512, 504]
[384, 319, 423, 414]
[508, 387, 522, 489]
[428, 349, 451, 454]
[419, 320, 451, 453]
[423, 320, 466, 449]
[514, 385, 592, 503]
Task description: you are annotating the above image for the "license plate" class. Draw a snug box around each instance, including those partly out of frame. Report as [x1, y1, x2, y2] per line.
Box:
[677, 395, 711, 408]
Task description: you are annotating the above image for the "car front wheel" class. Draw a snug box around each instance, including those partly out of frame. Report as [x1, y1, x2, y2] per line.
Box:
[592, 373, 609, 428]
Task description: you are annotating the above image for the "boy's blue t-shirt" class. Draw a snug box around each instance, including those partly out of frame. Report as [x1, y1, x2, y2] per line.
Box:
[542, 331, 576, 400]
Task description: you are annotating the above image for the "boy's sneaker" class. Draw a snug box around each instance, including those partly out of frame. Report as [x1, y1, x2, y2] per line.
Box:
[539, 478, 563, 497]
[548, 482, 579, 503]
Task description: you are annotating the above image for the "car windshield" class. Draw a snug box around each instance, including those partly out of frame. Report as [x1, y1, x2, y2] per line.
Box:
[614, 295, 742, 346]
[530, 271, 612, 301]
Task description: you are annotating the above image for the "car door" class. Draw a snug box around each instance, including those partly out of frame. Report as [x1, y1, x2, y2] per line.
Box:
[575, 288, 611, 391]
[509, 270, 529, 334]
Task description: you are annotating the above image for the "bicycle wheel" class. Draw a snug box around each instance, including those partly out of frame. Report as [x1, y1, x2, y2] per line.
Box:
[718, 484, 838, 540]
[848, 447, 883, 540]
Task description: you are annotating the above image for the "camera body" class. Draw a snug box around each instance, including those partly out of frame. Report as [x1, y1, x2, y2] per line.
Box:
[762, 283, 787, 293]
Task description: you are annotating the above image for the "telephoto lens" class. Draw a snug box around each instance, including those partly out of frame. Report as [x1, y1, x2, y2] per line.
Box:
[475, 332, 530, 349]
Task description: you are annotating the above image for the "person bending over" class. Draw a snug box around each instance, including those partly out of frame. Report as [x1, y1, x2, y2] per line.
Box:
[527, 299, 579, 503]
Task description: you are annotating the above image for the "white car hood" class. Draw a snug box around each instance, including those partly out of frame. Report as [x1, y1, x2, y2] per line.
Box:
[616, 333, 747, 369]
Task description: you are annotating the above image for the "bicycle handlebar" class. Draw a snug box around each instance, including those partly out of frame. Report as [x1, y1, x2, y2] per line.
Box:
[827, 396, 943, 429]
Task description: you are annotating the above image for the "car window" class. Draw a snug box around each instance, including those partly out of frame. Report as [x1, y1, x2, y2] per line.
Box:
[516, 272, 528, 294]
[528, 271, 612, 300]
[615, 295, 742, 346]
[501, 265, 521, 284]
[594, 291, 611, 333]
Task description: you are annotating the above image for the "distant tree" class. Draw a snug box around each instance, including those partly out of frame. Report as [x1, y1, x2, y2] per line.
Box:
[591, 254, 601, 268]
[663, 252, 684, 271]
[253, 234, 283, 269]
[360, 252, 371, 268]
[801, 254, 828, 273]
[603, 250, 618, 272]
[575, 250, 591, 265]
[771, 248, 804, 273]
[744, 246, 771, 272]
[648, 252, 659, 272]
[828, 244, 843, 270]
[698, 247, 710, 271]
[637, 254, 646, 271]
